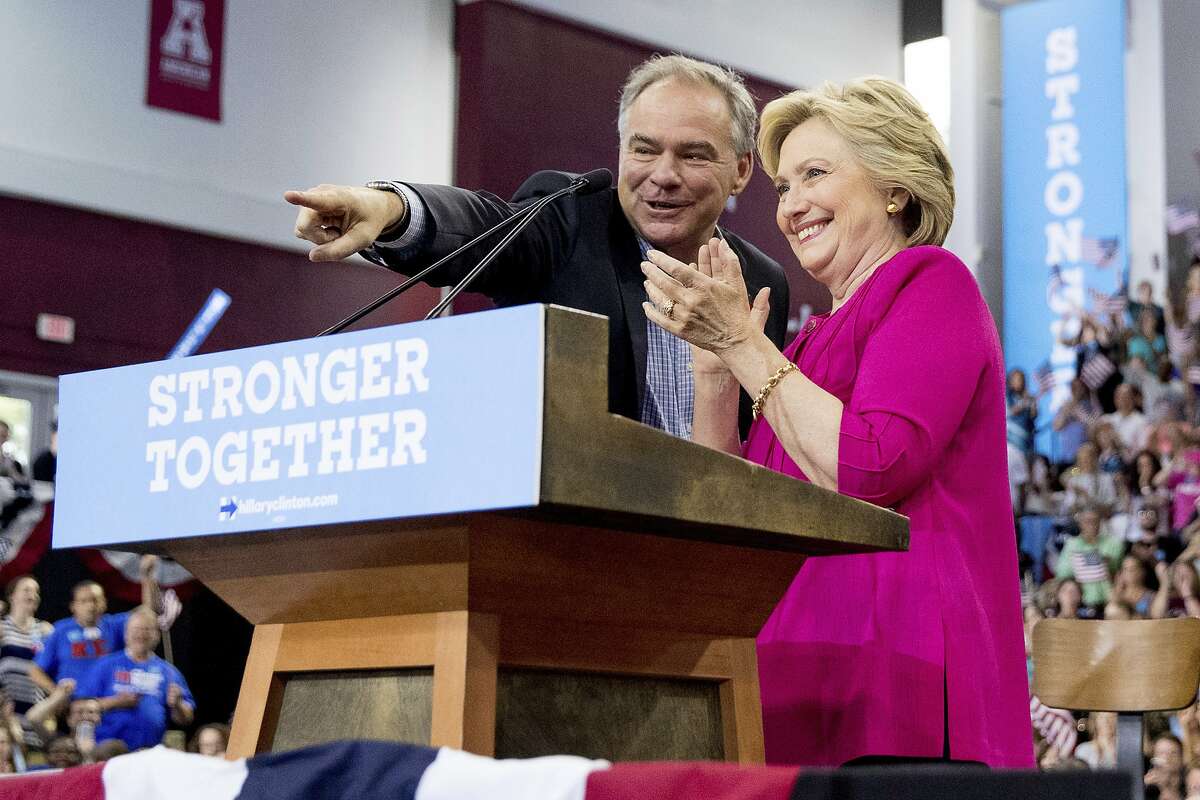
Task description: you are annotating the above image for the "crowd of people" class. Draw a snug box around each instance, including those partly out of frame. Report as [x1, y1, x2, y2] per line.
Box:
[1010, 264, 1200, 798]
[0, 562, 226, 772]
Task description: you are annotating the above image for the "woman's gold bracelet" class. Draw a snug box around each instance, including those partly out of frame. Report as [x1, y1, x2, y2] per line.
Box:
[752, 362, 799, 420]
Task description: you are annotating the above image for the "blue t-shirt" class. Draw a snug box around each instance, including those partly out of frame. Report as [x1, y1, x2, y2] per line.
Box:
[78, 651, 193, 751]
[33, 612, 130, 686]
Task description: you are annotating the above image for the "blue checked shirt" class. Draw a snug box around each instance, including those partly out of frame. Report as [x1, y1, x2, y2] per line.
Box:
[368, 185, 695, 439]
[637, 238, 694, 439]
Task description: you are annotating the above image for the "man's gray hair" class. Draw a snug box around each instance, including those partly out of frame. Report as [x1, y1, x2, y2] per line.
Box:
[618, 54, 758, 157]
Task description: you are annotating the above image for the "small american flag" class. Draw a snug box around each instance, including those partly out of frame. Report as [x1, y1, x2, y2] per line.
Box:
[1167, 204, 1200, 235]
[1030, 696, 1078, 757]
[1082, 236, 1119, 267]
[1087, 286, 1127, 316]
[1033, 361, 1056, 395]
[1048, 263, 1064, 294]
[1072, 549, 1110, 583]
[1080, 351, 1116, 390]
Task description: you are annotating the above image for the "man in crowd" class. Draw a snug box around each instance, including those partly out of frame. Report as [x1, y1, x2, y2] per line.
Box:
[76, 609, 193, 751]
[285, 54, 790, 438]
[28, 555, 161, 696]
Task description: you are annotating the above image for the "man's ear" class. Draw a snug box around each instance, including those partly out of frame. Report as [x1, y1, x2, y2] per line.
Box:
[731, 152, 753, 196]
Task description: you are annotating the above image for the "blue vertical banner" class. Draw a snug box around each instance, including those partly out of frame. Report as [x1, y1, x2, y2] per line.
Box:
[1002, 0, 1128, 455]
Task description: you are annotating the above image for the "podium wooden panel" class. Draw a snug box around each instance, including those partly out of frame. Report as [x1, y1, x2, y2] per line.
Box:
[147, 306, 908, 763]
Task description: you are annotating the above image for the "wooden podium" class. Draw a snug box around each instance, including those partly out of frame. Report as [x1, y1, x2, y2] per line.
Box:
[144, 306, 908, 763]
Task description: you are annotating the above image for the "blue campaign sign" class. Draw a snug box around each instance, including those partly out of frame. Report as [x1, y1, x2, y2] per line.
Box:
[1002, 0, 1127, 457]
[54, 305, 547, 547]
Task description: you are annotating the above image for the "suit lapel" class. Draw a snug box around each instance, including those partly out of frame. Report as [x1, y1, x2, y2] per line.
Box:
[609, 208, 649, 414]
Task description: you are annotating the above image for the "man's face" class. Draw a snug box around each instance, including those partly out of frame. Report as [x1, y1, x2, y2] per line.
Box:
[617, 78, 751, 262]
[125, 613, 159, 657]
[70, 585, 104, 626]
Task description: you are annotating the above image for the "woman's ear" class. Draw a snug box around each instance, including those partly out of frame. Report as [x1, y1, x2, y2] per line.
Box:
[887, 189, 911, 214]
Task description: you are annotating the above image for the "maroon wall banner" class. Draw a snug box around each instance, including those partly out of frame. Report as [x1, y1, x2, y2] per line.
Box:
[146, 0, 224, 121]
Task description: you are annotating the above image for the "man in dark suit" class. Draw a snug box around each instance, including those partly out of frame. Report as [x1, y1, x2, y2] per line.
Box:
[286, 55, 789, 438]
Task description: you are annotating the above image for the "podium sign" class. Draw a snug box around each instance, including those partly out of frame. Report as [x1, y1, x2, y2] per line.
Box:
[55, 305, 547, 547]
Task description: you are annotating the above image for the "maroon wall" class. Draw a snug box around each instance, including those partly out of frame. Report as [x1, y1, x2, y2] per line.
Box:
[453, 0, 829, 319]
[3, 195, 440, 378]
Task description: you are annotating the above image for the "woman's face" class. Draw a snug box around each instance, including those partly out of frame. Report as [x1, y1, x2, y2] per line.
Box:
[1118, 556, 1146, 587]
[8, 578, 39, 615]
[774, 118, 906, 291]
[198, 727, 226, 757]
[1008, 370, 1026, 394]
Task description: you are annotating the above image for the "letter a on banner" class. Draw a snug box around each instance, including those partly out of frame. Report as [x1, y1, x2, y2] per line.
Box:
[146, 0, 225, 121]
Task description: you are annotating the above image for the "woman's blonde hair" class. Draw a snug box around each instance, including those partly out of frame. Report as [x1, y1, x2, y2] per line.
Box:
[758, 77, 954, 247]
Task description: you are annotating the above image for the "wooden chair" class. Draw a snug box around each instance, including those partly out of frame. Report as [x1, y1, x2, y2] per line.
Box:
[1032, 618, 1200, 800]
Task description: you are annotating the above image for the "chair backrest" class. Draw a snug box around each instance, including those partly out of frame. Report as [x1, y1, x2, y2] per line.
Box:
[1032, 617, 1200, 711]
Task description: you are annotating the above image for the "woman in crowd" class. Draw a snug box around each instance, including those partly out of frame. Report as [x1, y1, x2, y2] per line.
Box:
[1159, 449, 1200, 536]
[1112, 554, 1157, 617]
[1127, 450, 1165, 510]
[0, 576, 52, 718]
[1049, 578, 1088, 620]
[1151, 559, 1200, 619]
[1092, 422, 1126, 474]
[641, 77, 1030, 766]
[1127, 309, 1168, 373]
[1006, 369, 1038, 458]
[1063, 316, 1122, 413]
[189, 722, 230, 758]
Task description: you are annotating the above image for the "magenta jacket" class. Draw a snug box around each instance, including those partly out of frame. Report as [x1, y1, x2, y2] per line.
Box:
[746, 246, 1033, 767]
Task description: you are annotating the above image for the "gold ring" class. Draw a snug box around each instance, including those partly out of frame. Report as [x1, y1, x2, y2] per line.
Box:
[661, 299, 676, 319]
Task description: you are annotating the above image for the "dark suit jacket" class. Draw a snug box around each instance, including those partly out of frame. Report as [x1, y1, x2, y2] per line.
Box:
[364, 170, 791, 437]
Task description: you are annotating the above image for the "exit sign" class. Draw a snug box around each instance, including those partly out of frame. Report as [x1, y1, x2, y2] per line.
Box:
[36, 313, 75, 344]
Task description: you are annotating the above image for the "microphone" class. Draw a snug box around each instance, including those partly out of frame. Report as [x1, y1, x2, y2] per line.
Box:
[318, 169, 612, 336]
[423, 169, 612, 320]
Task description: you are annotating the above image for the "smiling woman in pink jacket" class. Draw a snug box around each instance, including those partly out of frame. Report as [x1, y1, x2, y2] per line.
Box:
[640, 77, 1032, 768]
